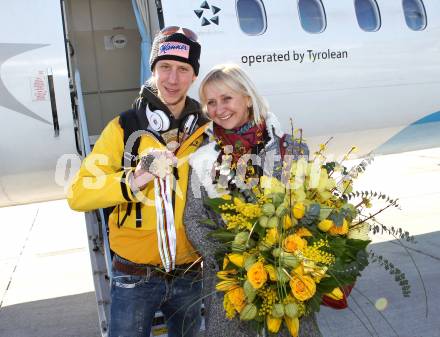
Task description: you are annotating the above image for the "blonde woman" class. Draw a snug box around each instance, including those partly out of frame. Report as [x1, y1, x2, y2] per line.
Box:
[184, 64, 322, 337]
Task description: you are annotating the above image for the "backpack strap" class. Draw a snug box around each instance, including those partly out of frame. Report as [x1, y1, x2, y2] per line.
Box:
[104, 108, 144, 228]
[119, 108, 143, 168]
[120, 108, 145, 228]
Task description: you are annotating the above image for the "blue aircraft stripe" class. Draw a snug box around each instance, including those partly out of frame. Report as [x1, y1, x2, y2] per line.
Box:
[375, 110, 440, 154]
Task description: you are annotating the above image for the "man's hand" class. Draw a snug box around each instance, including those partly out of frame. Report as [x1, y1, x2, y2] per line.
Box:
[132, 150, 177, 190]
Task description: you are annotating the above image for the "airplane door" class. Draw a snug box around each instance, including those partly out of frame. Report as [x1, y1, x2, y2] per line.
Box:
[0, 0, 77, 206]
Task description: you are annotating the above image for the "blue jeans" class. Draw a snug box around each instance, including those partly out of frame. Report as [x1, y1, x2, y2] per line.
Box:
[109, 269, 203, 337]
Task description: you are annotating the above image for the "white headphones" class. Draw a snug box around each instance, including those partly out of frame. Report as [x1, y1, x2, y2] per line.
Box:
[146, 104, 171, 132]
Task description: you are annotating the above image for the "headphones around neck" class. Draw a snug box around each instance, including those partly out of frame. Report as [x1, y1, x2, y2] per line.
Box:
[145, 103, 199, 140]
[146, 104, 171, 132]
[137, 85, 199, 135]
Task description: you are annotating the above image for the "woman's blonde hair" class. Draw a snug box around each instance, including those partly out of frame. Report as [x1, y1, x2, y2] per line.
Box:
[199, 64, 268, 124]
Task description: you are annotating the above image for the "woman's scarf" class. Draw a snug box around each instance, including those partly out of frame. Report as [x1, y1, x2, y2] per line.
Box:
[212, 120, 270, 199]
[213, 120, 267, 164]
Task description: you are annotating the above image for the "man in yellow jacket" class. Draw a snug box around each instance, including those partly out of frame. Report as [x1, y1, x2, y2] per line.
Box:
[68, 27, 208, 337]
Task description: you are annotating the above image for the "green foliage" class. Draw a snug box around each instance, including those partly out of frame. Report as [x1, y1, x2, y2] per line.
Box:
[371, 223, 417, 243]
[325, 238, 370, 287]
[199, 218, 216, 226]
[344, 155, 374, 177]
[328, 211, 345, 227]
[369, 251, 411, 297]
[319, 207, 332, 220]
[208, 228, 236, 242]
[204, 197, 230, 213]
[342, 190, 400, 208]
[299, 203, 320, 227]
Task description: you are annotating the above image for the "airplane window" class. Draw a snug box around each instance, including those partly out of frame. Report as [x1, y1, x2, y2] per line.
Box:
[297, 0, 326, 33]
[354, 0, 381, 32]
[402, 0, 427, 30]
[236, 0, 267, 35]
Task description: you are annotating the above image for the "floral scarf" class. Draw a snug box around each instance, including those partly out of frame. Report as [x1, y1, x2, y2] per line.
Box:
[212, 120, 270, 199]
[213, 120, 268, 164]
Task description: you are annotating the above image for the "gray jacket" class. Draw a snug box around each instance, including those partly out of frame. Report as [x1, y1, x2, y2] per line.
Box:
[184, 113, 322, 337]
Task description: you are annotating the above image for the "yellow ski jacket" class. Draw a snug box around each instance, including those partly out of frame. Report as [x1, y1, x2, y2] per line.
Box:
[68, 96, 208, 266]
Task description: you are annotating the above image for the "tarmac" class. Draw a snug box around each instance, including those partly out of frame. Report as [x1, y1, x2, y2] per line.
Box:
[0, 147, 439, 337]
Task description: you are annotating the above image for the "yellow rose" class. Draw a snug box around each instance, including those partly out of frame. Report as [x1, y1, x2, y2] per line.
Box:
[267, 316, 282, 333]
[221, 194, 232, 200]
[284, 316, 300, 337]
[228, 253, 245, 267]
[290, 275, 316, 301]
[247, 261, 268, 289]
[283, 234, 306, 253]
[317, 219, 334, 232]
[227, 286, 246, 312]
[328, 219, 349, 235]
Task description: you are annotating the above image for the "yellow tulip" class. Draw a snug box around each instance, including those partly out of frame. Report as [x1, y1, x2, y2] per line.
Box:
[217, 269, 237, 280]
[293, 202, 306, 219]
[223, 256, 229, 270]
[267, 316, 282, 333]
[284, 316, 300, 337]
[228, 253, 245, 267]
[216, 280, 239, 292]
[325, 287, 344, 301]
[283, 215, 293, 229]
[318, 219, 334, 232]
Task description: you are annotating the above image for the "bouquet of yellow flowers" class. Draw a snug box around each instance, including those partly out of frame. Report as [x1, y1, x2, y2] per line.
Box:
[205, 149, 400, 336]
